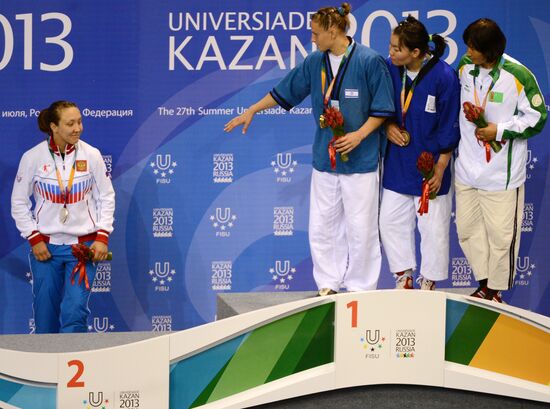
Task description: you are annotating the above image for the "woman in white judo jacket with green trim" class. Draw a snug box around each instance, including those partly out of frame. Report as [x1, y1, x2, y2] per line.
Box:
[455, 18, 547, 303]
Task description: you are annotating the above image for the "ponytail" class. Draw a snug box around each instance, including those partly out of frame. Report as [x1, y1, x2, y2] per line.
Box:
[430, 33, 447, 59]
[36, 100, 78, 135]
[394, 15, 447, 58]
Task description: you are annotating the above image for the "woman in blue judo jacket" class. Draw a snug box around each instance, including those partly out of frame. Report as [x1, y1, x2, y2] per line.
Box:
[380, 16, 460, 291]
[225, 3, 394, 296]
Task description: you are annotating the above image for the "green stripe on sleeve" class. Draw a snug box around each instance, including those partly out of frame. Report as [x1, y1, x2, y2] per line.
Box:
[501, 60, 547, 140]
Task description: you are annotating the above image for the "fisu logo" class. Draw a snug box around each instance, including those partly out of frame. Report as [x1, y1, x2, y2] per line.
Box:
[526, 149, 538, 179]
[86, 391, 109, 408]
[359, 329, 386, 359]
[269, 260, 296, 290]
[150, 153, 177, 183]
[365, 329, 380, 345]
[271, 153, 297, 183]
[210, 207, 237, 237]
[156, 154, 172, 171]
[515, 256, 535, 286]
[215, 207, 231, 223]
[88, 317, 115, 333]
[148, 261, 176, 291]
[275, 260, 291, 276]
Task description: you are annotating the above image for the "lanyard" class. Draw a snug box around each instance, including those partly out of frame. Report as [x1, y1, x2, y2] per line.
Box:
[472, 58, 504, 111]
[321, 41, 354, 108]
[400, 58, 429, 128]
[48, 144, 77, 206]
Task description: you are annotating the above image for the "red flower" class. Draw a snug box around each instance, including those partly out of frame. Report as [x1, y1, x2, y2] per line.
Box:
[416, 151, 436, 215]
[463, 101, 488, 128]
[463, 102, 502, 155]
[323, 106, 348, 168]
[72, 243, 94, 262]
[70, 243, 112, 290]
[417, 151, 435, 177]
[324, 106, 344, 128]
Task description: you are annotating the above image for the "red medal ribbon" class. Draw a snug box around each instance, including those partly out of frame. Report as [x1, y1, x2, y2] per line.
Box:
[417, 180, 430, 215]
[484, 142, 491, 163]
[328, 136, 337, 170]
[70, 261, 90, 290]
[472, 59, 504, 162]
[71, 243, 93, 290]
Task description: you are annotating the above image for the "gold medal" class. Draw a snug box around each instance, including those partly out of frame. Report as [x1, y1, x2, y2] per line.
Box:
[60, 207, 69, 224]
[319, 114, 327, 128]
[400, 129, 411, 146]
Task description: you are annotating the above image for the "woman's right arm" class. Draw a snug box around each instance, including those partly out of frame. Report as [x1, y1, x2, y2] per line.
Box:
[223, 93, 278, 134]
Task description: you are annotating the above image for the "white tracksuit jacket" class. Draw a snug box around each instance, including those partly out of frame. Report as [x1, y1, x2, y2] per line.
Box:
[11, 138, 115, 246]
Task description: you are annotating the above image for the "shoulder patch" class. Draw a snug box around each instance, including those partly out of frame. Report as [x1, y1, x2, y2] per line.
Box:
[532, 94, 543, 107]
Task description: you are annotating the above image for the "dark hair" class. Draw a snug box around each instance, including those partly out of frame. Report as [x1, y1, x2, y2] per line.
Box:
[311, 3, 351, 32]
[37, 100, 78, 134]
[393, 15, 446, 58]
[463, 18, 506, 64]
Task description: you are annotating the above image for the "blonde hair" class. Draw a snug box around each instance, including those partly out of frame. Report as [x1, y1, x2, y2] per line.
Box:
[311, 3, 351, 32]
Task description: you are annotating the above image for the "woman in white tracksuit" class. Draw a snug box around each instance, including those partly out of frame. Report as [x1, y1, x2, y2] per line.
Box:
[11, 100, 115, 333]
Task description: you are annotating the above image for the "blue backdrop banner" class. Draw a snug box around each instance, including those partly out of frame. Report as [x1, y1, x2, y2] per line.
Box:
[1, 0, 549, 334]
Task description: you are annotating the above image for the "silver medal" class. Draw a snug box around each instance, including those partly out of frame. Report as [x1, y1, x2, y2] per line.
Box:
[59, 207, 69, 224]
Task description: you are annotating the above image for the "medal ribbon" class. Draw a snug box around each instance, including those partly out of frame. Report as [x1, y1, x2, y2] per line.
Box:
[400, 59, 429, 129]
[321, 41, 354, 108]
[48, 141, 77, 208]
[71, 244, 92, 290]
[417, 181, 430, 215]
[472, 59, 504, 162]
[322, 42, 354, 169]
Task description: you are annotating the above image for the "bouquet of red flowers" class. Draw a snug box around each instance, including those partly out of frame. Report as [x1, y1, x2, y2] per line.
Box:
[320, 106, 348, 169]
[417, 151, 437, 215]
[463, 102, 502, 159]
[71, 243, 112, 290]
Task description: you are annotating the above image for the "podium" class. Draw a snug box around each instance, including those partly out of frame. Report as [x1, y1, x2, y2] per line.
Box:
[1, 291, 549, 408]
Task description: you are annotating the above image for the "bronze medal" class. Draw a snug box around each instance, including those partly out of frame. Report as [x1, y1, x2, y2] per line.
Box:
[319, 114, 327, 128]
[400, 129, 411, 146]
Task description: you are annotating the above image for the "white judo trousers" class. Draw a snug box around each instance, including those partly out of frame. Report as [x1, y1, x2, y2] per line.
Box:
[309, 168, 381, 291]
[379, 188, 452, 281]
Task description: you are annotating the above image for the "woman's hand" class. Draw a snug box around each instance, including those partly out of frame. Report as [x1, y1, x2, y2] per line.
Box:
[90, 241, 109, 262]
[224, 109, 255, 134]
[334, 131, 364, 155]
[427, 162, 445, 194]
[32, 241, 51, 261]
[386, 122, 408, 146]
[475, 123, 497, 142]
